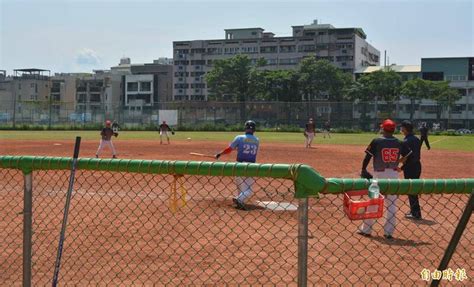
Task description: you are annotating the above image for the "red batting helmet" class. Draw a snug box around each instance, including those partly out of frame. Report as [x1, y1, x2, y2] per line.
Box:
[380, 119, 396, 132]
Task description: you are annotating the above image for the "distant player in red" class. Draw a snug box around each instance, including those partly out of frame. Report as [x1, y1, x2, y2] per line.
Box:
[96, 120, 118, 158]
[304, 118, 316, 148]
[158, 121, 174, 144]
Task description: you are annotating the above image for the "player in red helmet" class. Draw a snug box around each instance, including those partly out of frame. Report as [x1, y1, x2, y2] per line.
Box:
[358, 119, 411, 240]
[96, 120, 119, 158]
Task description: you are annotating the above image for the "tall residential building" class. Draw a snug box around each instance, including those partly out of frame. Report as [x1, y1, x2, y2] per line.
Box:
[10, 69, 51, 123]
[172, 20, 380, 101]
[126, 61, 173, 107]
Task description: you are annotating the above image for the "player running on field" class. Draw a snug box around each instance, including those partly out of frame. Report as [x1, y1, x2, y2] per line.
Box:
[304, 118, 316, 148]
[358, 119, 411, 240]
[96, 120, 118, 158]
[215, 120, 259, 210]
[158, 121, 175, 144]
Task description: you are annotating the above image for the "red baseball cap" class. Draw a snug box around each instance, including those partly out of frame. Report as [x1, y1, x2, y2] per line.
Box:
[105, 120, 112, 126]
[380, 119, 396, 132]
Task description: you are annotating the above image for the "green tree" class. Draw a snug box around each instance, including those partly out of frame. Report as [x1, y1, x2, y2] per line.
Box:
[346, 80, 371, 129]
[206, 55, 255, 120]
[401, 78, 430, 120]
[297, 58, 345, 101]
[255, 69, 299, 102]
[297, 57, 352, 120]
[352, 70, 402, 127]
[428, 81, 462, 127]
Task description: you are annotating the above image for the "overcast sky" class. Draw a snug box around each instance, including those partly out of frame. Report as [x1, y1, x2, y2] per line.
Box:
[0, 0, 472, 74]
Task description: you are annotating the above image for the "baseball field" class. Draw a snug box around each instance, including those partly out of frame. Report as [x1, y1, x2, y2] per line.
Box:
[1, 130, 473, 178]
[1, 130, 473, 285]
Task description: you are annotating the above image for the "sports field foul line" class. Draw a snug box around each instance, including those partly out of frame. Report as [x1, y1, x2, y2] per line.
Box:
[430, 137, 447, 145]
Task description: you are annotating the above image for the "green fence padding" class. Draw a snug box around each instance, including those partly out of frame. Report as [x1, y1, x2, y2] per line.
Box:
[0, 156, 472, 197]
[325, 178, 474, 195]
[0, 156, 325, 198]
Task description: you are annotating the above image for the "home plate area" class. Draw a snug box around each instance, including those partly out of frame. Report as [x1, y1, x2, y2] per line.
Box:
[256, 201, 298, 211]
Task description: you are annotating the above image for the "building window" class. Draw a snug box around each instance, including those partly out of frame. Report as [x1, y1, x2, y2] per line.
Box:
[191, 71, 205, 77]
[280, 45, 296, 53]
[191, 60, 206, 65]
[127, 82, 138, 92]
[140, 81, 151, 92]
[267, 58, 278, 65]
[260, 46, 277, 53]
[18, 84, 21, 90]
[174, 83, 189, 89]
[422, 72, 444, 81]
[77, 94, 87, 103]
[191, 48, 206, 54]
[251, 31, 257, 35]
[90, 94, 101, 103]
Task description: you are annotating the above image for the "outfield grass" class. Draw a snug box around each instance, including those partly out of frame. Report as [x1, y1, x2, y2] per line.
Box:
[0, 130, 472, 152]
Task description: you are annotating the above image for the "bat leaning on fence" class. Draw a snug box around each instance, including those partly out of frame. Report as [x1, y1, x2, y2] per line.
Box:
[52, 136, 81, 287]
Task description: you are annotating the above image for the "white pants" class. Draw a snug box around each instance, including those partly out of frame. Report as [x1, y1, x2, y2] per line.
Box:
[96, 140, 116, 156]
[160, 131, 169, 142]
[360, 170, 398, 236]
[235, 177, 255, 203]
[305, 132, 315, 147]
[324, 130, 331, 138]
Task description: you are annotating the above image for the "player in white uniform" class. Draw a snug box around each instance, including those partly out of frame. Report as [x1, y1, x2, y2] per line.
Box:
[358, 119, 411, 240]
[216, 120, 259, 210]
[96, 120, 118, 158]
[304, 118, 316, 148]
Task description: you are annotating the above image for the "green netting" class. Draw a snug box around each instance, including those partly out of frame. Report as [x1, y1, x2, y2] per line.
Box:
[0, 156, 472, 197]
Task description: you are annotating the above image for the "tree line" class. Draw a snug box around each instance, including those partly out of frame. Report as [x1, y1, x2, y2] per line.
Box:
[205, 55, 461, 124]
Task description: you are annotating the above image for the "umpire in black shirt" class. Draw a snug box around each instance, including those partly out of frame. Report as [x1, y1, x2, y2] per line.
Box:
[401, 120, 422, 219]
[419, 122, 431, 150]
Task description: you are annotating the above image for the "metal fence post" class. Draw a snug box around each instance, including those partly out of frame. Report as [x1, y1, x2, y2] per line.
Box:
[23, 172, 33, 287]
[297, 198, 309, 287]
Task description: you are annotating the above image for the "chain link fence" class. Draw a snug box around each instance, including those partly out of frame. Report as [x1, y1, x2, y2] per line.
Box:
[307, 193, 473, 285]
[0, 157, 473, 285]
[1, 100, 472, 130]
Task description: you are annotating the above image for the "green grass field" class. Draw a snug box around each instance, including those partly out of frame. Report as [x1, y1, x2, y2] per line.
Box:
[1, 130, 472, 152]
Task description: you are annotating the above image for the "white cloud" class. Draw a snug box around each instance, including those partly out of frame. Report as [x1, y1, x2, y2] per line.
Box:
[76, 48, 101, 66]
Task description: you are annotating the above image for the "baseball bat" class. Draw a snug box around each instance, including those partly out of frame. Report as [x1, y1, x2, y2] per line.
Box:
[52, 136, 81, 287]
[189, 152, 216, 159]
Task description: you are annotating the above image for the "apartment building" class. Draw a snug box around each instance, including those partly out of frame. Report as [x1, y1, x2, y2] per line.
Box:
[421, 57, 474, 128]
[0, 70, 13, 121]
[74, 71, 112, 121]
[173, 20, 380, 101]
[126, 62, 173, 107]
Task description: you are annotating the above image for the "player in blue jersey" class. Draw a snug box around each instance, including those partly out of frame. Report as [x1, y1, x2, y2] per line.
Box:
[215, 120, 259, 210]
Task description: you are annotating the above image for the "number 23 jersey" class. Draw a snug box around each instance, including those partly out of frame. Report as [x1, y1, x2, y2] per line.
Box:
[365, 136, 411, 171]
[230, 134, 260, 163]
